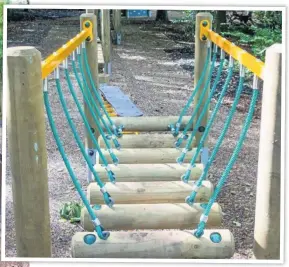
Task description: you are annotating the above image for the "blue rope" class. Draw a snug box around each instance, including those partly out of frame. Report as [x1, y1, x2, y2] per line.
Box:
[82, 45, 124, 137]
[43, 90, 110, 240]
[194, 89, 259, 238]
[74, 55, 121, 150]
[168, 45, 211, 137]
[186, 72, 245, 207]
[77, 53, 119, 164]
[176, 56, 225, 165]
[181, 62, 234, 183]
[55, 74, 114, 208]
[64, 67, 116, 184]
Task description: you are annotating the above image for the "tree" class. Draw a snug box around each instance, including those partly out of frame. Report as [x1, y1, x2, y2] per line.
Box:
[156, 10, 169, 22]
[214, 11, 226, 33]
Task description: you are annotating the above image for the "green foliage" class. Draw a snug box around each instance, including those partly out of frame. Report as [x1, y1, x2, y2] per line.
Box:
[173, 11, 282, 62]
[221, 12, 282, 61]
[60, 201, 83, 223]
[254, 11, 282, 30]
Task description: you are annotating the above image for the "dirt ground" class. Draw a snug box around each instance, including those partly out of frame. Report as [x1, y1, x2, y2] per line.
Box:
[5, 10, 261, 259]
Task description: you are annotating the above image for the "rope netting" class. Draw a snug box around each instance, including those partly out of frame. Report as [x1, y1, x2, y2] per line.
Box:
[43, 39, 123, 239]
[42, 24, 260, 241]
[171, 39, 260, 237]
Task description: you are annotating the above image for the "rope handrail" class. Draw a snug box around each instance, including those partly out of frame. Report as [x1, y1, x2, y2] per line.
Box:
[200, 20, 265, 80]
[177, 55, 226, 165]
[181, 57, 234, 183]
[41, 20, 93, 79]
[194, 88, 259, 238]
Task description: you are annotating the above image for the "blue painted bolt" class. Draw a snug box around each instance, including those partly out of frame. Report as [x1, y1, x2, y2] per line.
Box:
[210, 232, 222, 243]
[202, 21, 208, 27]
[85, 21, 91, 28]
[83, 234, 97, 245]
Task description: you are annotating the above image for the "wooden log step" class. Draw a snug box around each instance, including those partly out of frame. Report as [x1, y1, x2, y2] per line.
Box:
[94, 163, 203, 182]
[81, 202, 222, 231]
[102, 116, 194, 132]
[71, 229, 234, 258]
[99, 133, 196, 149]
[88, 181, 212, 204]
[100, 148, 200, 164]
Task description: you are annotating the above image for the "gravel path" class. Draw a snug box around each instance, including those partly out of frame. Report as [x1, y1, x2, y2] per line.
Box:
[5, 10, 261, 259]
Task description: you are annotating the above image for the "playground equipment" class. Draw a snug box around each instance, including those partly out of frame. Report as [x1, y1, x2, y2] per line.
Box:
[125, 10, 152, 18]
[6, 11, 281, 259]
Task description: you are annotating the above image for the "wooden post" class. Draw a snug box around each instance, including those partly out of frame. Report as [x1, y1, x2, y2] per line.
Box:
[101, 9, 112, 75]
[80, 13, 99, 180]
[112, 9, 121, 45]
[194, 13, 213, 147]
[97, 10, 102, 41]
[7, 47, 51, 257]
[85, 10, 101, 41]
[253, 44, 282, 259]
[80, 13, 99, 147]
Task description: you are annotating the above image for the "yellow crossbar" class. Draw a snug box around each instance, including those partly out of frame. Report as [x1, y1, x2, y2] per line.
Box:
[200, 20, 265, 80]
[41, 20, 93, 79]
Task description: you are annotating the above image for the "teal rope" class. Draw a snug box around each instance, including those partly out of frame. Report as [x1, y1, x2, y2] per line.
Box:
[82, 45, 124, 137]
[64, 67, 116, 184]
[169, 46, 211, 136]
[74, 55, 121, 150]
[55, 76, 114, 208]
[78, 52, 118, 155]
[78, 56, 119, 162]
[43, 90, 110, 240]
[186, 74, 245, 206]
[194, 89, 259, 238]
[175, 50, 218, 150]
[181, 63, 234, 183]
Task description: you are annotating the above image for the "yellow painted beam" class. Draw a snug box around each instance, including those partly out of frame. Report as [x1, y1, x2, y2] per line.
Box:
[41, 20, 93, 79]
[200, 20, 265, 80]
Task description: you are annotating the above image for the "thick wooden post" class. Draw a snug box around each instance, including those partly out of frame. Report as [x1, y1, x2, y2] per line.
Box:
[80, 13, 99, 180]
[112, 10, 121, 45]
[253, 44, 282, 259]
[80, 13, 99, 147]
[7, 47, 51, 257]
[86, 9, 94, 14]
[194, 13, 212, 147]
[101, 9, 112, 75]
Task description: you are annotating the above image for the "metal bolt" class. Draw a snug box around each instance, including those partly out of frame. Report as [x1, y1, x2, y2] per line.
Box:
[202, 21, 208, 27]
[85, 21, 91, 28]
[201, 35, 207, 41]
[198, 126, 206, 132]
[89, 150, 94, 156]
[86, 36, 91, 42]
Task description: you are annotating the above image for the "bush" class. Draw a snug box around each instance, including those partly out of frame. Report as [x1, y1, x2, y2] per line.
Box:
[221, 11, 282, 61]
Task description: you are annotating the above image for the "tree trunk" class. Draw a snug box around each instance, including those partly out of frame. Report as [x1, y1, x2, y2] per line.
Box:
[214, 11, 226, 33]
[156, 10, 169, 22]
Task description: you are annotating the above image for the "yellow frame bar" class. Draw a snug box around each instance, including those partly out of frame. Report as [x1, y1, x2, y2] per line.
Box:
[41, 20, 93, 79]
[200, 20, 265, 80]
